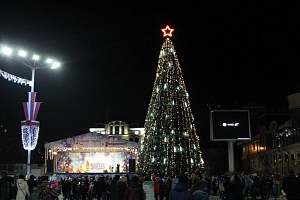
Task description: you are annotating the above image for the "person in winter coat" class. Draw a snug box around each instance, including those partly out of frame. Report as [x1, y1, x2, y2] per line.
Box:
[223, 176, 234, 200]
[79, 177, 90, 200]
[125, 175, 145, 200]
[243, 174, 254, 192]
[154, 177, 161, 200]
[281, 170, 300, 200]
[204, 175, 211, 197]
[273, 172, 282, 200]
[231, 175, 244, 200]
[16, 174, 30, 200]
[94, 176, 107, 200]
[110, 175, 127, 200]
[62, 179, 72, 200]
[211, 177, 218, 196]
[164, 178, 172, 200]
[250, 176, 266, 200]
[71, 177, 78, 200]
[30, 187, 39, 200]
[27, 175, 37, 195]
[105, 177, 112, 200]
[218, 176, 226, 200]
[191, 179, 209, 200]
[169, 174, 193, 200]
[0, 170, 12, 200]
[38, 175, 52, 200]
[49, 175, 60, 200]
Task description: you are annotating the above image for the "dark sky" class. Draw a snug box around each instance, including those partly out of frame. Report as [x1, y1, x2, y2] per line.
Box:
[1, 2, 300, 147]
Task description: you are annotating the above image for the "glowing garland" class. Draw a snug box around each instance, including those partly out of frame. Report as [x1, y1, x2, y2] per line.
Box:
[0, 68, 31, 86]
[21, 121, 39, 150]
[52, 147, 139, 151]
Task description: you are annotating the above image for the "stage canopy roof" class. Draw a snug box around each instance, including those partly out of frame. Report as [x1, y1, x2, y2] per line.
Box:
[45, 132, 140, 150]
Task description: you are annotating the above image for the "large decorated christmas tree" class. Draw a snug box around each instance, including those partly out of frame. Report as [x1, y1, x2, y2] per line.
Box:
[137, 25, 204, 177]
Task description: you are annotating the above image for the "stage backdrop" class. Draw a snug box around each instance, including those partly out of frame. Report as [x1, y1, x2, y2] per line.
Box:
[57, 151, 136, 173]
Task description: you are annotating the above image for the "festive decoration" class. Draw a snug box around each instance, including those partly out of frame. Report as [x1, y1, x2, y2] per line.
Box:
[0, 68, 32, 86]
[21, 92, 42, 150]
[85, 160, 91, 172]
[52, 149, 136, 173]
[161, 25, 174, 37]
[21, 120, 39, 150]
[137, 27, 204, 177]
[62, 162, 67, 173]
[1, 45, 60, 178]
[68, 163, 74, 173]
[77, 164, 83, 173]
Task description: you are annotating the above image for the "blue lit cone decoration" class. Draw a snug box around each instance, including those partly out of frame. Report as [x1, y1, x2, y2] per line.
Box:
[21, 92, 42, 150]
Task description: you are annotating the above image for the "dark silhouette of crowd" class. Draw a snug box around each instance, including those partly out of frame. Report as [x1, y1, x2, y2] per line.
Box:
[1, 169, 300, 200]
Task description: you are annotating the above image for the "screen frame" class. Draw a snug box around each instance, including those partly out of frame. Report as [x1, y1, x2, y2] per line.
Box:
[209, 109, 251, 141]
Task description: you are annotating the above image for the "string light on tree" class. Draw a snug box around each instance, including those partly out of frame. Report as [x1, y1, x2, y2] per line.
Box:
[137, 25, 204, 177]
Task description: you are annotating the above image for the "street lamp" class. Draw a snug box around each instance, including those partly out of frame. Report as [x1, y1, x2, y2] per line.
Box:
[1, 47, 60, 92]
[0, 46, 60, 177]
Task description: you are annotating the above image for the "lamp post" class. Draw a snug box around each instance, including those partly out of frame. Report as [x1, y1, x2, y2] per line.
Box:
[0, 46, 60, 177]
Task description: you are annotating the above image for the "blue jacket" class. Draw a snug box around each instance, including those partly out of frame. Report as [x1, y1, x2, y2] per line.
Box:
[193, 188, 209, 200]
[169, 182, 193, 200]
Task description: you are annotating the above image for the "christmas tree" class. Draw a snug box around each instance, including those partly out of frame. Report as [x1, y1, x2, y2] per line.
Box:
[137, 25, 204, 177]
[85, 160, 90, 172]
[77, 164, 83, 173]
[62, 162, 67, 173]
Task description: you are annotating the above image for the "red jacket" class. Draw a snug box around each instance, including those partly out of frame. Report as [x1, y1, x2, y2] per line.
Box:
[154, 181, 161, 195]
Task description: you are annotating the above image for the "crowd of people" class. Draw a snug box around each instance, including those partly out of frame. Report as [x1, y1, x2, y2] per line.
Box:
[0, 170, 60, 200]
[201, 170, 300, 200]
[1, 169, 300, 200]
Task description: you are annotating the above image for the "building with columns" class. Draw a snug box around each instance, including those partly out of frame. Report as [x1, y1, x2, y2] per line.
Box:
[89, 120, 145, 145]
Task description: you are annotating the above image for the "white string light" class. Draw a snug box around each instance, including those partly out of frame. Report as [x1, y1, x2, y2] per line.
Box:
[0, 68, 31, 86]
[21, 124, 39, 150]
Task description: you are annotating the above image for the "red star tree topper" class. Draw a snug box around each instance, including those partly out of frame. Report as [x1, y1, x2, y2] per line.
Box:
[161, 25, 174, 37]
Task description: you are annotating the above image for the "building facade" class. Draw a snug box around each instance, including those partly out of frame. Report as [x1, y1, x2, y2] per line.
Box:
[238, 93, 300, 175]
[89, 120, 145, 145]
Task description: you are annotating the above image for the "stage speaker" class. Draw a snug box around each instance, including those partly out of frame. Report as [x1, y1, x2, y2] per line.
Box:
[129, 159, 136, 172]
[47, 159, 54, 173]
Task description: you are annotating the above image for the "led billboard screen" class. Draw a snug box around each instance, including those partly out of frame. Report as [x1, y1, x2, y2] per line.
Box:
[210, 110, 251, 141]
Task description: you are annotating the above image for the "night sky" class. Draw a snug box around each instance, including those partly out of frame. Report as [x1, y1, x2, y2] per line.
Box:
[1, 2, 300, 150]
